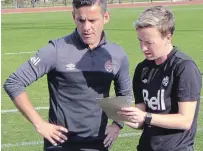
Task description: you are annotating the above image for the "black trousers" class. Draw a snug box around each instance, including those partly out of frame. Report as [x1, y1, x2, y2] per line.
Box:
[137, 145, 194, 151]
[176, 145, 194, 151]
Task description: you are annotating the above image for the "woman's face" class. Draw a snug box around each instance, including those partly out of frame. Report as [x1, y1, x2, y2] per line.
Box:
[136, 27, 170, 61]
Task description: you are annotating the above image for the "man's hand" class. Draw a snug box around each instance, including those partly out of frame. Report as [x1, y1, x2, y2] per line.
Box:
[119, 107, 147, 124]
[35, 120, 68, 146]
[103, 124, 121, 149]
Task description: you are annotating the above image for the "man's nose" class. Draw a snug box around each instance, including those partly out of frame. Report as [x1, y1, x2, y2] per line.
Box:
[83, 21, 91, 31]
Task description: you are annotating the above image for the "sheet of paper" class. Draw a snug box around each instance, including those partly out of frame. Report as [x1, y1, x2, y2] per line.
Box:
[97, 96, 132, 122]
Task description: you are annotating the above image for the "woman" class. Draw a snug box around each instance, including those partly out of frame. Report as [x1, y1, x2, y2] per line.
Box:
[119, 5, 202, 151]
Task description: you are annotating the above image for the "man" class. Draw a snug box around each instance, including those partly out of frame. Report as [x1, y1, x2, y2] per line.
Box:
[3, 0, 132, 150]
[119, 6, 202, 151]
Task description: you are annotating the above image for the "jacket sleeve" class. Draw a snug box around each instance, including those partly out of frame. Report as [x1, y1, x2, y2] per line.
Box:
[113, 54, 133, 129]
[3, 40, 57, 100]
[114, 54, 133, 103]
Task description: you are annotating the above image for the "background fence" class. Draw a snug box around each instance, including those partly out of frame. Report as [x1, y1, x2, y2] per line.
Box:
[1, 0, 174, 9]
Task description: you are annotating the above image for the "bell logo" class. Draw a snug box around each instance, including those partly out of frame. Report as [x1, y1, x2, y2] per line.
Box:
[142, 89, 166, 110]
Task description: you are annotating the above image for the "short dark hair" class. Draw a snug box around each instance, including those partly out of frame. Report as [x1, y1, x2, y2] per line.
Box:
[72, 0, 107, 13]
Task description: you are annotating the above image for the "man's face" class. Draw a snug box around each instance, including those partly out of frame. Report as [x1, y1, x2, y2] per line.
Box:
[72, 5, 109, 48]
[136, 27, 170, 60]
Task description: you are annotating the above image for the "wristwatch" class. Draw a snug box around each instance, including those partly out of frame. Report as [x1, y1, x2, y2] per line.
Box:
[145, 112, 152, 125]
[112, 121, 124, 129]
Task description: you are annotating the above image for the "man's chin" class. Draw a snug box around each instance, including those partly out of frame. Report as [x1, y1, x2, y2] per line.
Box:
[82, 39, 94, 45]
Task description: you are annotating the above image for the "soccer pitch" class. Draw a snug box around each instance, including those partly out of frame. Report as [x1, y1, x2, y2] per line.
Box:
[1, 4, 203, 151]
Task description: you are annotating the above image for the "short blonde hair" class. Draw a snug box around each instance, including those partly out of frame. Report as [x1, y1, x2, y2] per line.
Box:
[135, 6, 175, 37]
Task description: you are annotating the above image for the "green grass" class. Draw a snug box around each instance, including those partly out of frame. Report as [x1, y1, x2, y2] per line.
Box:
[1, 5, 203, 151]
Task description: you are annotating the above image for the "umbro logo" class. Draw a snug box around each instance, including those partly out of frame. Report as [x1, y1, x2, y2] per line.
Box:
[66, 63, 75, 71]
[30, 56, 40, 66]
[142, 79, 148, 83]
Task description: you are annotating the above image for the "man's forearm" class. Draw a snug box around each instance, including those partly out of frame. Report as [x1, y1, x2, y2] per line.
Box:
[150, 113, 192, 130]
[14, 92, 44, 128]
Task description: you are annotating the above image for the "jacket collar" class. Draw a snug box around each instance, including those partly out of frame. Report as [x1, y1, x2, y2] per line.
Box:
[73, 28, 107, 49]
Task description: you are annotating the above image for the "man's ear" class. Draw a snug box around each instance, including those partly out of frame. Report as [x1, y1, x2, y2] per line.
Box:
[72, 11, 75, 20]
[104, 12, 110, 24]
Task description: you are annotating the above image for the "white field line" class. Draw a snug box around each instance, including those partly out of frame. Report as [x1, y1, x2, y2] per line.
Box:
[1, 107, 49, 114]
[1, 126, 203, 148]
[2, 9, 72, 14]
[172, 7, 203, 11]
[1, 96, 203, 114]
[1, 51, 36, 55]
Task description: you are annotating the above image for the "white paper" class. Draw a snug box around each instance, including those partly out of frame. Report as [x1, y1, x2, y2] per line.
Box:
[97, 96, 132, 122]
